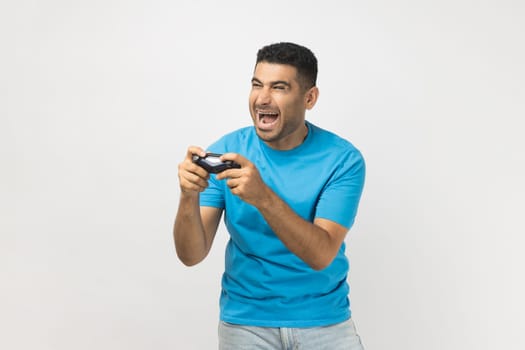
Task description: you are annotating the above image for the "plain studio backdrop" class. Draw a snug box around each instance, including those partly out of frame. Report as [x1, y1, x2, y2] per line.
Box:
[1, 1, 524, 349]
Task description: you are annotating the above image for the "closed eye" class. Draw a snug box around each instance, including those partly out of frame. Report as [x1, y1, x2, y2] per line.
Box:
[251, 78, 263, 89]
[271, 81, 290, 90]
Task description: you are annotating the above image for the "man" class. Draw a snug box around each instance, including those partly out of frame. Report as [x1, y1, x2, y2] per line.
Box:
[174, 42, 366, 349]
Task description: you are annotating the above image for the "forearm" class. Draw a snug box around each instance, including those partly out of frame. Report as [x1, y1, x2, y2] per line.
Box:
[256, 188, 342, 270]
[173, 193, 209, 266]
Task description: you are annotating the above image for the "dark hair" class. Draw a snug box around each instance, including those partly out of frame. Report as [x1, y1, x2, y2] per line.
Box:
[256, 42, 318, 89]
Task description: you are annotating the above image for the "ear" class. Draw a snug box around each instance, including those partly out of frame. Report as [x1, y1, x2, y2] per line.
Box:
[304, 86, 319, 110]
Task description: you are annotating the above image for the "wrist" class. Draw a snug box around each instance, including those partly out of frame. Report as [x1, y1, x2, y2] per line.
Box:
[179, 189, 200, 201]
[256, 186, 278, 212]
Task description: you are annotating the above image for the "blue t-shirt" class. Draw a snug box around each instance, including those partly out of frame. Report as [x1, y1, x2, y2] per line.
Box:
[200, 121, 365, 327]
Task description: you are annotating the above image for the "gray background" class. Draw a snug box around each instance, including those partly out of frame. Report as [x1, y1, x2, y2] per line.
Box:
[1, 0, 524, 349]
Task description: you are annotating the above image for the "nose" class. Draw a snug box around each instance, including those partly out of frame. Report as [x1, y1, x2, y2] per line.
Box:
[256, 87, 271, 105]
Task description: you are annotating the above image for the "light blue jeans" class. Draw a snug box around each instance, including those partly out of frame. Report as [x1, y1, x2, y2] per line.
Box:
[218, 318, 364, 350]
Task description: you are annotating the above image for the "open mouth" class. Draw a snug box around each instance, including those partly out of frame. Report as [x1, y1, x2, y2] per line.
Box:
[256, 109, 279, 129]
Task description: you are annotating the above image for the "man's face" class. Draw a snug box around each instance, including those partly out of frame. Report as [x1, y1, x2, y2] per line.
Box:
[249, 62, 316, 150]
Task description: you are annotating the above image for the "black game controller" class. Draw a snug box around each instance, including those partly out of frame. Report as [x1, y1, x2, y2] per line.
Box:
[192, 153, 241, 174]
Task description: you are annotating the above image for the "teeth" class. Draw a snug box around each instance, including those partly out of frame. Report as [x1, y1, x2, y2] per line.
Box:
[257, 111, 278, 116]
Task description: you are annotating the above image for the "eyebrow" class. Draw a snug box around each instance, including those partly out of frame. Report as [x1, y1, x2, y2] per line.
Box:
[251, 77, 291, 88]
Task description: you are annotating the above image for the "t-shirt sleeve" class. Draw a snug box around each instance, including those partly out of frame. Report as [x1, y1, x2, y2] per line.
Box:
[315, 149, 366, 229]
[199, 173, 225, 209]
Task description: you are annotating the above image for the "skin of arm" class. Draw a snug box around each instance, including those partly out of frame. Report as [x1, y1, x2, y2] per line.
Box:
[173, 146, 223, 266]
[217, 153, 348, 271]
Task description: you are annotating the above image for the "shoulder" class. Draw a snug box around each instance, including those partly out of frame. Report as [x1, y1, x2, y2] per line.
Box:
[222, 125, 255, 142]
[308, 122, 364, 162]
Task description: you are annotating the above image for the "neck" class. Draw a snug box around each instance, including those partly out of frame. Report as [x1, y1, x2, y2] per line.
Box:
[264, 122, 308, 151]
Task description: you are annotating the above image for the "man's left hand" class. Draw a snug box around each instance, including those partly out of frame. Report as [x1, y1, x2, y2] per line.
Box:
[216, 153, 272, 207]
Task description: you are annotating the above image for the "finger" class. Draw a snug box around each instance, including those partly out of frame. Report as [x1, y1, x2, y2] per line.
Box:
[180, 170, 209, 191]
[216, 167, 241, 180]
[226, 178, 239, 190]
[188, 160, 211, 179]
[186, 145, 207, 160]
[187, 171, 210, 188]
[179, 158, 210, 179]
[220, 152, 249, 167]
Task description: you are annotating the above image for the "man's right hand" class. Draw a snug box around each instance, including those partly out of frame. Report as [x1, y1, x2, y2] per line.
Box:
[174, 146, 224, 266]
[178, 146, 210, 194]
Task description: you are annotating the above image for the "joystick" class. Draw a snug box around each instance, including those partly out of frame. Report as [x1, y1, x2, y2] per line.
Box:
[192, 153, 241, 174]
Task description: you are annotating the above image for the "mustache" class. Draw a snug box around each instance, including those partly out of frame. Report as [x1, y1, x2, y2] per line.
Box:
[254, 107, 279, 112]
